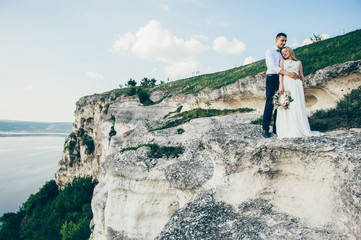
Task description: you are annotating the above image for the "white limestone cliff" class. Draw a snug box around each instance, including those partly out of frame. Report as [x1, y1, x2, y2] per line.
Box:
[55, 60, 361, 239]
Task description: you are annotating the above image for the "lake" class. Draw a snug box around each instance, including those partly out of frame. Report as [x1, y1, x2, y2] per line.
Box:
[0, 133, 67, 216]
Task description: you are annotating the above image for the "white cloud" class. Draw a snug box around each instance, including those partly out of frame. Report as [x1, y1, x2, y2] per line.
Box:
[193, 34, 209, 41]
[213, 36, 246, 54]
[86, 72, 104, 79]
[160, 3, 170, 11]
[165, 59, 199, 77]
[302, 38, 313, 46]
[302, 33, 329, 46]
[112, 32, 136, 51]
[289, 39, 299, 49]
[111, 19, 209, 77]
[242, 56, 256, 65]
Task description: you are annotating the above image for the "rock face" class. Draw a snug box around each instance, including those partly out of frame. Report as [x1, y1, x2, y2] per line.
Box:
[55, 60, 361, 239]
[90, 114, 361, 240]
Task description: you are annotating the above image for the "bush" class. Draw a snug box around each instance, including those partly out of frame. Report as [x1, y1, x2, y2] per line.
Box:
[0, 178, 97, 240]
[309, 86, 361, 131]
[109, 126, 116, 137]
[126, 86, 137, 96]
[103, 104, 110, 115]
[177, 128, 185, 134]
[137, 88, 154, 106]
[81, 134, 94, 154]
[120, 144, 184, 159]
[154, 107, 254, 131]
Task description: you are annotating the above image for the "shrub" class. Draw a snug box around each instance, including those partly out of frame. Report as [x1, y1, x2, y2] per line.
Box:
[309, 86, 361, 131]
[137, 88, 154, 106]
[177, 128, 185, 134]
[0, 178, 97, 240]
[154, 108, 254, 131]
[67, 140, 77, 153]
[120, 144, 184, 159]
[103, 104, 110, 115]
[126, 86, 137, 96]
[81, 134, 95, 154]
[109, 126, 116, 137]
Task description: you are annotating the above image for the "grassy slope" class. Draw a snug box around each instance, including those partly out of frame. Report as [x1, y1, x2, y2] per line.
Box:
[153, 29, 361, 94]
[103, 29, 361, 98]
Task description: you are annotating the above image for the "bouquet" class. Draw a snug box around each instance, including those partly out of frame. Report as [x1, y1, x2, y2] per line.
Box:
[273, 90, 294, 109]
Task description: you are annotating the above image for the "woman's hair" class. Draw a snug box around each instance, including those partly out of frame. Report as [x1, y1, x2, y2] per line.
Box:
[282, 47, 297, 61]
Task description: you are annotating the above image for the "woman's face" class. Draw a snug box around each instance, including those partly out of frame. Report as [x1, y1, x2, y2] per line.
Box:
[282, 48, 290, 59]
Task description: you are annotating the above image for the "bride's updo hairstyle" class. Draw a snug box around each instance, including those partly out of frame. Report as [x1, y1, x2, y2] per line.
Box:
[282, 47, 298, 61]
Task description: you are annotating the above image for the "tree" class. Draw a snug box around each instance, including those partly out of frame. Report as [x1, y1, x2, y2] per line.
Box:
[310, 34, 322, 42]
[140, 77, 157, 88]
[126, 79, 137, 87]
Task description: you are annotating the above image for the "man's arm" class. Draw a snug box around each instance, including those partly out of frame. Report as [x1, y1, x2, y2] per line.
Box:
[279, 69, 299, 79]
[265, 49, 281, 74]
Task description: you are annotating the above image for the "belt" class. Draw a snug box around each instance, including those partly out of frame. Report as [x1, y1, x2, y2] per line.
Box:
[267, 74, 278, 76]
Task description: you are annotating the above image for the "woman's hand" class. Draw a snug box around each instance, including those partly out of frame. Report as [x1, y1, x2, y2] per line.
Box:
[279, 86, 284, 95]
[287, 71, 299, 79]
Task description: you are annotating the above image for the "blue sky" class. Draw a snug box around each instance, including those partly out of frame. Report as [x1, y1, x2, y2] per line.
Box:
[0, 0, 360, 122]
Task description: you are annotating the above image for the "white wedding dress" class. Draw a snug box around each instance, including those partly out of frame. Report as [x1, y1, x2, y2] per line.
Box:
[276, 60, 322, 138]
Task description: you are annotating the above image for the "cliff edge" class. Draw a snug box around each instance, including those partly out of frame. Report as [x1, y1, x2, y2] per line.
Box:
[55, 60, 361, 239]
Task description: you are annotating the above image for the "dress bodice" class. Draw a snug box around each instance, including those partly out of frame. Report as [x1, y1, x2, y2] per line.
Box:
[284, 60, 300, 74]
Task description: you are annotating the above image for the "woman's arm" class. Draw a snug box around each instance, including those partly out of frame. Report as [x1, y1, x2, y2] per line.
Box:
[299, 61, 305, 91]
[279, 59, 284, 94]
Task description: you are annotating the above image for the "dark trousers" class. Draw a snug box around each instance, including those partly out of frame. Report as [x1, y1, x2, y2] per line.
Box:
[262, 74, 279, 132]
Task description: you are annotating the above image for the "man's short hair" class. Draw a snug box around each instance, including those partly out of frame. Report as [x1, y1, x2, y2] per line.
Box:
[276, 33, 287, 39]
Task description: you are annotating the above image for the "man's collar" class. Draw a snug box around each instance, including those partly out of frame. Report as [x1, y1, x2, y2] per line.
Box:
[274, 46, 281, 52]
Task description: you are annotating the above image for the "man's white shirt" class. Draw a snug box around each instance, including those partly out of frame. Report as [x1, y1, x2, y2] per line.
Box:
[265, 46, 282, 74]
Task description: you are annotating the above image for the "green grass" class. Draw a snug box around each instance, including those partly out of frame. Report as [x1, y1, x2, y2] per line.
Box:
[101, 30, 361, 102]
[153, 60, 266, 94]
[120, 143, 184, 158]
[309, 86, 361, 131]
[250, 114, 274, 126]
[151, 29, 361, 95]
[152, 107, 254, 131]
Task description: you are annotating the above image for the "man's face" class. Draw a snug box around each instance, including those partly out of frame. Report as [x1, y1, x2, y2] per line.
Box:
[275, 36, 287, 48]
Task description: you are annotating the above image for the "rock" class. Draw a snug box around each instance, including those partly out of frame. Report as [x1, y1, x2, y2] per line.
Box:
[90, 114, 361, 239]
[55, 60, 361, 239]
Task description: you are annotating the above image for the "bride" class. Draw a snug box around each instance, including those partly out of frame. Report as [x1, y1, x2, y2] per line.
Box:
[276, 47, 322, 138]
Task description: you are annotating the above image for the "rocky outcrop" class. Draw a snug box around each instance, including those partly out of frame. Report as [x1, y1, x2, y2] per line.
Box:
[90, 113, 361, 239]
[55, 60, 361, 239]
[156, 60, 361, 113]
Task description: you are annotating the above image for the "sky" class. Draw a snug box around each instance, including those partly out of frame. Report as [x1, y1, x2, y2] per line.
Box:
[0, 0, 360, 123]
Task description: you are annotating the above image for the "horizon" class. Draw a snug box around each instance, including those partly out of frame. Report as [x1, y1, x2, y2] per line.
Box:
[1, 0, 360, 122]
[0, 119, 73, 123]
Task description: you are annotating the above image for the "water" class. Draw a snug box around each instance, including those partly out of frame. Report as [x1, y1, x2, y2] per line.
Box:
[0, 133, 67, 216]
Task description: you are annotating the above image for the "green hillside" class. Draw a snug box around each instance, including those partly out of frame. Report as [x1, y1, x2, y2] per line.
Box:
[153, 29, 361, 94]
[105, 29, 361, 99]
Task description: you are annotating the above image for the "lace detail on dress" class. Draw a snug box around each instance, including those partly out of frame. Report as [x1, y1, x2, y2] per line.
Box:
[284, 60, 300, 74]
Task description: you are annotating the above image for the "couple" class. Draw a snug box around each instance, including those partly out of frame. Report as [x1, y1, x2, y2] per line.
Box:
[262, 33, 322, 138]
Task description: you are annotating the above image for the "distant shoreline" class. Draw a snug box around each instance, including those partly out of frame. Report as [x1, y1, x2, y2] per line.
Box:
[0, 132, 69, 137]
[0, 120, 73, 136]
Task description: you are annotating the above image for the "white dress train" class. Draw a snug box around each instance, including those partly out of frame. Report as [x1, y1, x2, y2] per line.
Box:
[276, 60, 322, 138]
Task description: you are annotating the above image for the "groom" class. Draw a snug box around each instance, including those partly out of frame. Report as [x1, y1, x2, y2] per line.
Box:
[262, 33, 299, 138]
